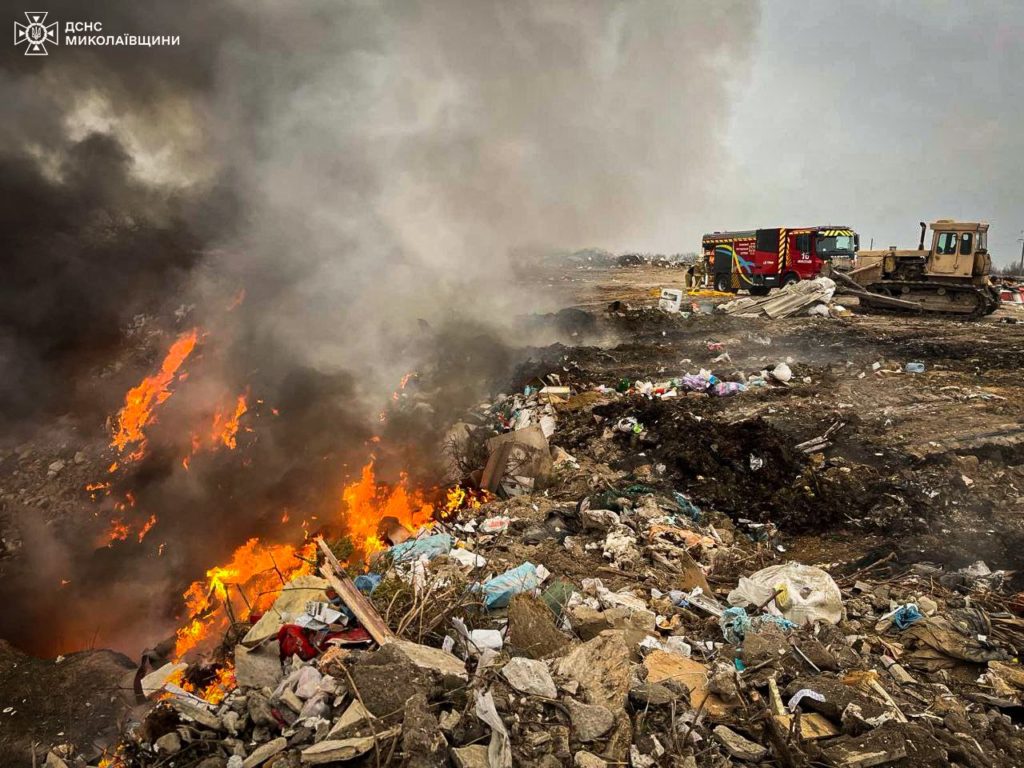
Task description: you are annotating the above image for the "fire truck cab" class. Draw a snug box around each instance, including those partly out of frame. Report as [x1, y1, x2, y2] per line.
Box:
[702, 225, 858, 295]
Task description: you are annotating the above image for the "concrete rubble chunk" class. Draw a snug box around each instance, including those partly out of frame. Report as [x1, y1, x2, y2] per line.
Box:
[327, 700, 375, 738]
[451, 744, 490, 768]
[564, 699, 615, 742]
[555, 631, 633, 708]
[247, 691, 280, 729]
[438, 709, 461, 734]
[280, 688, 304, 713]
[171, 699, 222, 730]
[234, 643, 283, 690]
[500, 656, 557, 698]
[241, 737, 287, 768]
[350, 644, 430, 717]
[573, 751, 608, 768]
[154, 732, 182, 754]
[301, 728, 399, 764]
[713, 726, 767, 762]
[294, 665, 323, 699]
[402, 692, 448, 768]
[390, 639, 468, 680]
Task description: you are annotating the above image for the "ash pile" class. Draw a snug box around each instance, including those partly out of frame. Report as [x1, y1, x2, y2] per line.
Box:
[53, 379, 1024, 768]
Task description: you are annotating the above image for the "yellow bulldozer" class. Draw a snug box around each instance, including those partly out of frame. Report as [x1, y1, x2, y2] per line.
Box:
[830, 220, 1001, 318]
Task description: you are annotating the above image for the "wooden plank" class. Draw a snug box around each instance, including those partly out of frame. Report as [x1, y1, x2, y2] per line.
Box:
[774, 713, 839, 740]
[316, 537, 396, 646]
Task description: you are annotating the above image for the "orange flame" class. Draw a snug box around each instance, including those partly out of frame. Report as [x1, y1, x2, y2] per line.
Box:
[106, 519, 130, 544]
[173, 538, 314, 659]
[189, 665, 236, 705]
[341, 461, 435, 560]
[443, 485, 494, 518]
[137, 514, 158, 542]
[110, 329, 199, 462]
[211, 393, 248, 450]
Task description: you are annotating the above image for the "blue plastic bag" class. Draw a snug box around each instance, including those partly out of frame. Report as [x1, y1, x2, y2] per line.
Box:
[477, 562, 544, 609]
[388, 533, 452, 564]
[892, 603, 923, 630]
[354, 573, 383, 594]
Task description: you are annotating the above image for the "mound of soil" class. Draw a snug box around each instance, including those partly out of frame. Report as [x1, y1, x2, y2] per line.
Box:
[592, 398, 916, 533]
[0, 641, 137, 764]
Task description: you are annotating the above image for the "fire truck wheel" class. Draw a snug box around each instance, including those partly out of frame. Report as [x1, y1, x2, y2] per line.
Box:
[782, 272, 800, 286]
[714, 275, 733, 293]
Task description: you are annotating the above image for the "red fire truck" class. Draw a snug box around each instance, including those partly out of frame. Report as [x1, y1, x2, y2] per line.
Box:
[701, 225, 858, 295]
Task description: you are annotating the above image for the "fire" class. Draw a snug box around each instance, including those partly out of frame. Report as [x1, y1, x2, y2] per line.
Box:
[110, 328, 200, 462]
[189, 665, 236, 705]
[164, 664, 236, 705]
[181, 391, 250, 468]
[173, 538, 315, 659]
[443, 484, 494, 518]
[137, 514, 158, 542]
[341, 461, 435, 560]
[106, 518, 130, 544]
[211, 393, 248, 449]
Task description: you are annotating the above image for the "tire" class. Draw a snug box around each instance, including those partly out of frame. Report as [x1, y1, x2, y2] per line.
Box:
[715, 274, 734, 293]
[782, 272, 799, 286]
[749, 286, 770, 297]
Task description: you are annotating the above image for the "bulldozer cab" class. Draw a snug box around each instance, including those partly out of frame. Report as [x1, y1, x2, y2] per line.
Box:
[927, 220, 989, 278]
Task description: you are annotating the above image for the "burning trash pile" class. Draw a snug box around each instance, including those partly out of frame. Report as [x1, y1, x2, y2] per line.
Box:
[47, 371, 1024, 768]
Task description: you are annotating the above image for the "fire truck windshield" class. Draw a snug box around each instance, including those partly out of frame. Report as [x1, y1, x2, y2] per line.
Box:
[816, 234, 854, 255]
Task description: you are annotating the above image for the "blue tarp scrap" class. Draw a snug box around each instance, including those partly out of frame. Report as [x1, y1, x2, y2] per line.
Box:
[476, 562, 544, 610]
[388, 533, 453, 564]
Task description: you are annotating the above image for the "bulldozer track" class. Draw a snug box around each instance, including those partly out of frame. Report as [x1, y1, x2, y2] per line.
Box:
[861, 280, 1000, 320]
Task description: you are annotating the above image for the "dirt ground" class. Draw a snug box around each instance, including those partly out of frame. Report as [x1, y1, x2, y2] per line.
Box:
[526, 262, 1024, 574]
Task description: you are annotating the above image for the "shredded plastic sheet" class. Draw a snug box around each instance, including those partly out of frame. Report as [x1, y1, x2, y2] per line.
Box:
[475, 689, 512, 768]
[787, 688, 826, 712]
[719, 606, 796, 643]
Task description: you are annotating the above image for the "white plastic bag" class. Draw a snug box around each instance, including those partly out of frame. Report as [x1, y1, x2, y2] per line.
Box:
[728, 563, 843, 625]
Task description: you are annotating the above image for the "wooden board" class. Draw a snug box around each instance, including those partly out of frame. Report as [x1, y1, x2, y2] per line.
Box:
[316, 537, 396, 646]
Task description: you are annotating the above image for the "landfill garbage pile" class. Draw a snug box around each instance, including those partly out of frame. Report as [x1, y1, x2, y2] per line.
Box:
[47, 375, 1024, 768]
[718, 278, 849, 319]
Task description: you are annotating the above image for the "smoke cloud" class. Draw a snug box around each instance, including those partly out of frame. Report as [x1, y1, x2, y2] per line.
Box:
[0, 0, 760, 655]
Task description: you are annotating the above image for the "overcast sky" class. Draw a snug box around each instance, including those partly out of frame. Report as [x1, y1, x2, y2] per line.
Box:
[705, 0, 1024, 266]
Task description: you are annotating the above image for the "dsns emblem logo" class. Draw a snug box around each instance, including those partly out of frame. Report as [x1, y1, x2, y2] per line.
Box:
[14, 11, 58, 55]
